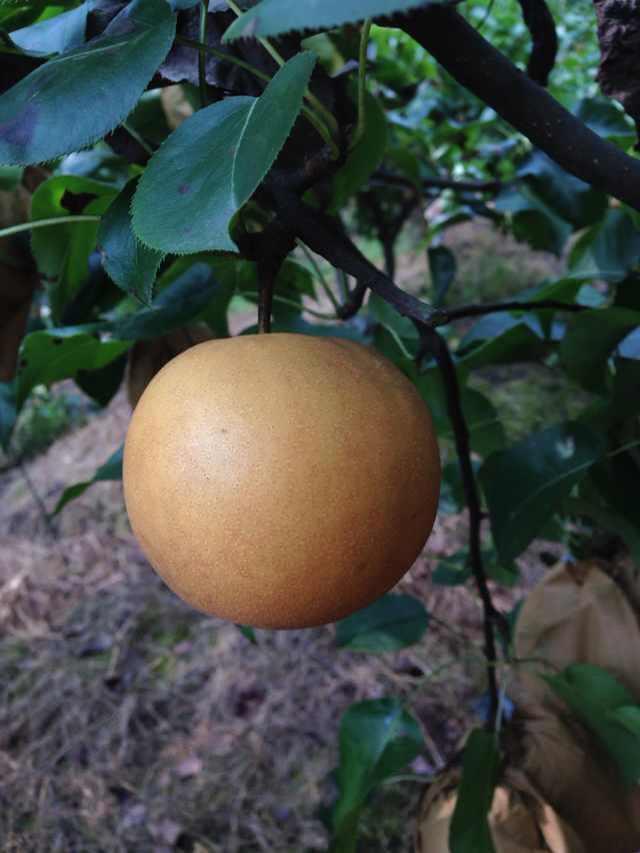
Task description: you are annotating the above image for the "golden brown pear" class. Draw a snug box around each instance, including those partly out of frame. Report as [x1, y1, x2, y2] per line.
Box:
[123, 333, 441, 628]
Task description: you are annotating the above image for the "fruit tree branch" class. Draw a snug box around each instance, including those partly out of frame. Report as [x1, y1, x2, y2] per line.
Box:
[236, 219, 295, 333]
[336, 280, 368, 320]
[269, 187, 587, 330]
[362, 187, 419, 279]
[439, 299, 587, 323]
[416, 325, 502, 726]
[517, 0, 558, 86]
[269, 186, 438, 325]
[399, 5, 640, 211]
[372, 170, 503, 195]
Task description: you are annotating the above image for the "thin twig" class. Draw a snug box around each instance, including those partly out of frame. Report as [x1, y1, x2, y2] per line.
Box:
[239, 291, 336, 321]
[298, 241, 341, 312]
[0, 215, 101, 239]
[176, 34, 271, 84]
[608, 438, 640, 459]
[257, 276, 273, 333]
[373, 169, 502, 195]
[517, 0, 558, 86]
[269, 187, 437, 325]
[438, 298, 587, 323]
[244, 221, 298, 332]
[337, 280, 368, 320]
[416, 326, 501, 727]
[121, 121, 153, 156]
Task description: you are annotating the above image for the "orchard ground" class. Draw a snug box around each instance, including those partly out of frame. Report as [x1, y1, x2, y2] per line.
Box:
[0, 223, 566, 853]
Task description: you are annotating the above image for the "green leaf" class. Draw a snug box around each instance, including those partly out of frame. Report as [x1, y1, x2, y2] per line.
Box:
[609, 358, 640, 423]
[0, 165, 22, 190]
[428, 245, 456, 307]
[449, 729, 499, 853]
[458, 314, 546, 371]
[546, 664, 640, 787]
[619, 327, 640, 360]
[0, 0, 176, 165]
[480, 422, 606, 563]
[132, 52, 316, 253]
[0, 381, 17, 451]
[273, 316, 368, 342]
[224, 0, 437, 41]
[112, 262, 218, 340]
[52, 444, 123, 515]
[570, 494, 640, 567]
[432, 551, 471, 586]
[516, 150, 607, 229]
[519, 276, 585, 305]
[368, 291, 419, 356]
[335, 594, 429, 653]
[125, 90, 173, 147]
[97, 179, 163, 304]
[332, 698, 423, 848]
[580, 454, 640, 563]
[1, 0, 85, 29]
[575, 97, 635, 143]
[610, 706, 640, 738]
[10, 3, 89, 55]
[460, 388, 505, 457]
[559, 308, 640, 392]
[414, 369, 504, 456]
[30, 174, 117, 321]
[433, 549, 516, 587]
[240, 258, 316, 324]
[494, 183, 571, 256]
[16, 328, 131, 408]
[438, 461, 467, 516]
[75, 352, 127, 406]
[330, 93, 387, 210]
[236, 624, 258, 644]
[569, 209, 640, 282]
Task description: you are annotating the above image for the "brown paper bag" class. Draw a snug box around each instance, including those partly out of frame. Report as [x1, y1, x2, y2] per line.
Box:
[512, 561, 640, 851]
[415, 767, 585, 853]
[514, 561, 640, 703]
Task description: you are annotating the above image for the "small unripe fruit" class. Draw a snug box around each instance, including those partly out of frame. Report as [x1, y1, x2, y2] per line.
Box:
[123, 333, 440, 628]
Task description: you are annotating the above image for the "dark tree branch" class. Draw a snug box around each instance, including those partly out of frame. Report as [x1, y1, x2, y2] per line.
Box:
[439, 298, 587, 323]
[269, 184, 586, 330]
[416, 325, 501, 727]
[362, 187, 418, 279]
[373, 170, 503, 195]
[517, 0, 559, 86]
[257, 262, 274, 333]
[268, 185, 438, 325]
[235, 220, 295, 333]
[337, 280, 367, 320]
[399, 5, 640, 211]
